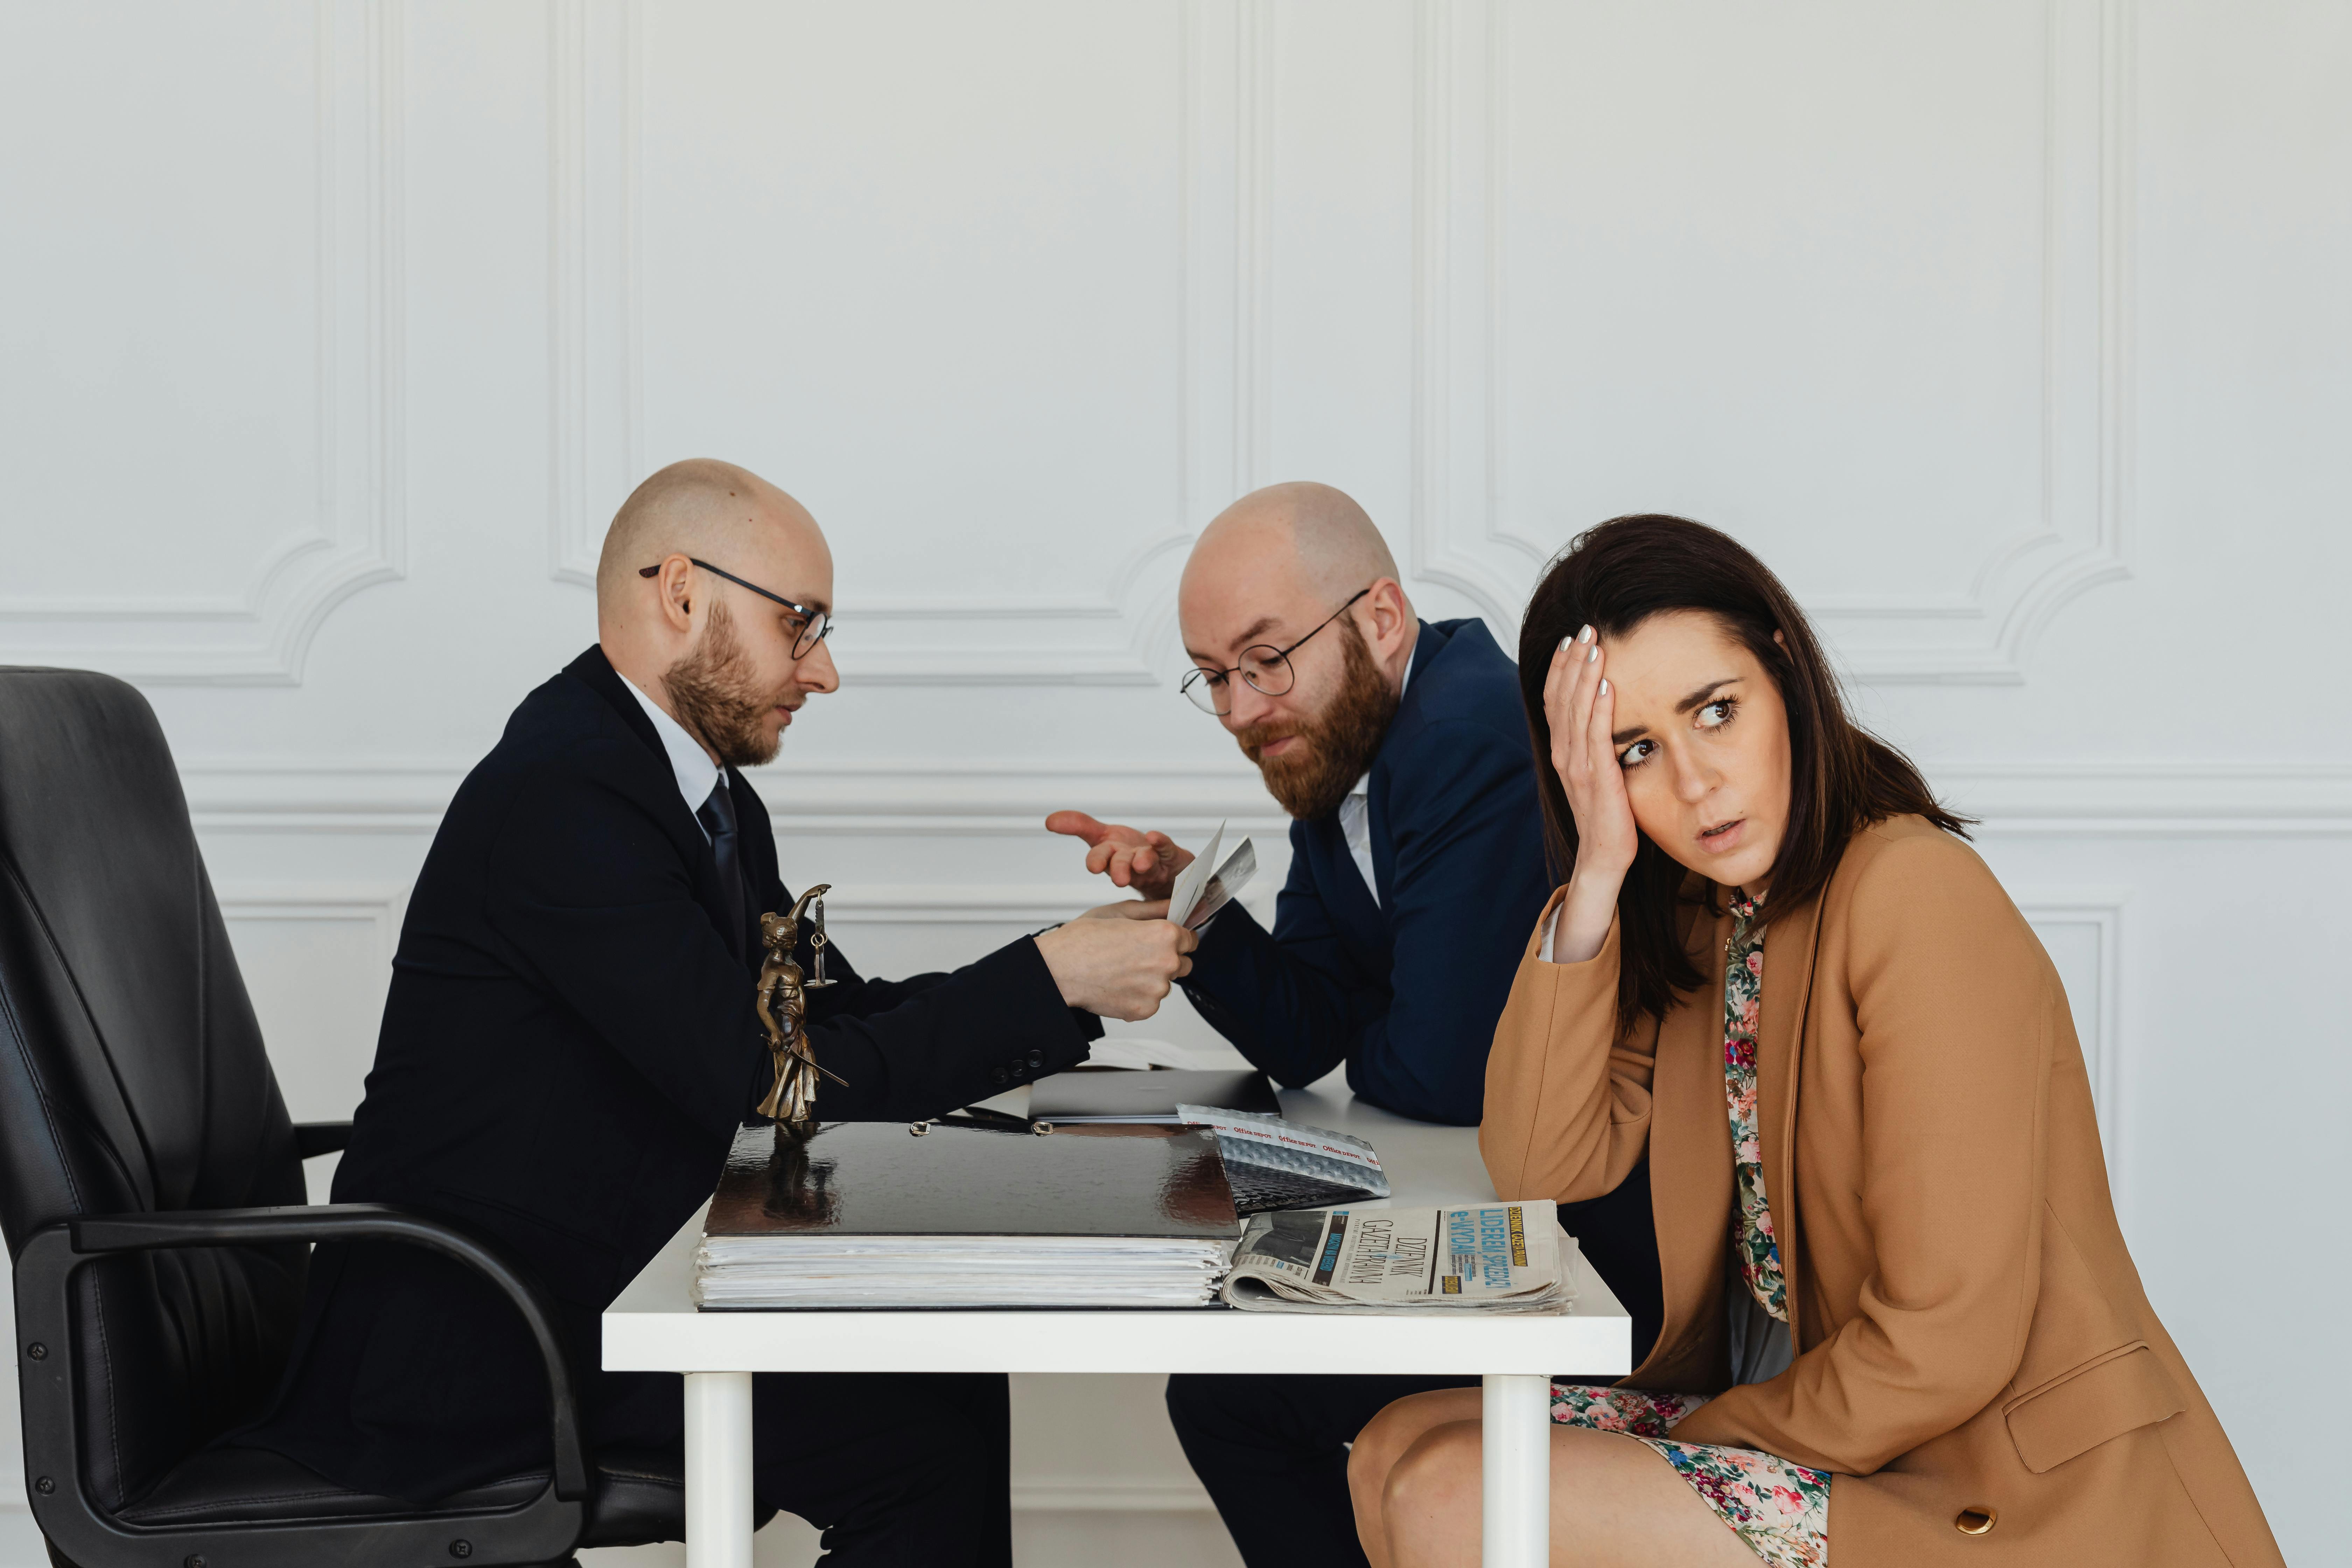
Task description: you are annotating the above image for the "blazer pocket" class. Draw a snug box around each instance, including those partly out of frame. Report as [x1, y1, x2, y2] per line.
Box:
[2002, 1341, 2185, 1474]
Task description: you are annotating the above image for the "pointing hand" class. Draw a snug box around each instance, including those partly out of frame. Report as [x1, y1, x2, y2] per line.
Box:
[1044, 810, 1195, 903]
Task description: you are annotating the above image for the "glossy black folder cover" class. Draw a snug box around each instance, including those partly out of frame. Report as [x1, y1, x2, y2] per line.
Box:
[706, 1120, 1241, 1239]
[1026, 1067, 1280, 1122]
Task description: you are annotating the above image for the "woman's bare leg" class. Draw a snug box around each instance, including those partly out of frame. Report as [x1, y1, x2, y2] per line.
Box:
[1375, 1419, 1761, 1568]
[1349, 1388, 1485, 1568]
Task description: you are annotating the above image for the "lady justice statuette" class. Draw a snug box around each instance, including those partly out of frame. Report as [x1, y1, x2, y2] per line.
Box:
[753, 884, 847, 1133]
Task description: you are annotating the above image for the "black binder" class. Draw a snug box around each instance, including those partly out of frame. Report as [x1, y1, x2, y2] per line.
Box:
[696, 1119, 1241, 1308]
[1026, 1066, 1280, 1124]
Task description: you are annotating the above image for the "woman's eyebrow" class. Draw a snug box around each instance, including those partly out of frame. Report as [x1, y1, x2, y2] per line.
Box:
[1611, 676, 1741, 746]
[1672, 676, 1739, 715]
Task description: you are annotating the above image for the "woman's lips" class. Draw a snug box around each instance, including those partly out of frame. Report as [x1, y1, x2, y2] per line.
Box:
[1697, 817, 1745, 853]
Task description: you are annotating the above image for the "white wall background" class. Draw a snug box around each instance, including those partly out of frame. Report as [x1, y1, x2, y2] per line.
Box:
[2, 2, 2346, 1564]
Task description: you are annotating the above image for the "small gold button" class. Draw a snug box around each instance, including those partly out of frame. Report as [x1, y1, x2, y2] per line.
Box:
[1955, 1506, 1996, 1535]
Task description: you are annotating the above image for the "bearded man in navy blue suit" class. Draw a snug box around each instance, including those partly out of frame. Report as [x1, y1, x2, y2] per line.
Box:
[1050, 483, 1660, 1568]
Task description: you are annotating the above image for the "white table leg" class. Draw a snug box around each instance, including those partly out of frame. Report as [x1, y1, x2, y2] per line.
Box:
[685, 1370, 755, 1568]
[1482, 1372, 1551, 1568]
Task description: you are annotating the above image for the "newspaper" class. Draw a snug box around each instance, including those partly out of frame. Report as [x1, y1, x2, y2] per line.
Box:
[1219, 1199, 1575, 1315]
[1166, 821, 1256, 932]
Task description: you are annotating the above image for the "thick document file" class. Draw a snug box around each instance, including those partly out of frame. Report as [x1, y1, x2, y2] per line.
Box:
[695, 1119, 1242, 1309]
[1028, 1066, 1279, 1124]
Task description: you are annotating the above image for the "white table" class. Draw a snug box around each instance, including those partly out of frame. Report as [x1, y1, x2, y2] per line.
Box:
[603, 1076, 1630, 1568]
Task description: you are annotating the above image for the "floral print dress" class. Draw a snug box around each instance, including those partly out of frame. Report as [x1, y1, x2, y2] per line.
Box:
[1547, 893, 1833, 1567]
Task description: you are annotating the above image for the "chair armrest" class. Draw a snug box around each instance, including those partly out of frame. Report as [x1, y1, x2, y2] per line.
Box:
[16, 1203, 589, 1503]
[292, 1121, 353, 1159]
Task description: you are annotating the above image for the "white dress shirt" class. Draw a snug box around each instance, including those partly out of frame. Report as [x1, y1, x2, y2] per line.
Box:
[1336, 656, 1413, 905]
[618, 671, 726, 834]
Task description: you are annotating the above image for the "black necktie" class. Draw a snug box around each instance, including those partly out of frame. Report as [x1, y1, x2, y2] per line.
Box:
[696, 776, 748, 959]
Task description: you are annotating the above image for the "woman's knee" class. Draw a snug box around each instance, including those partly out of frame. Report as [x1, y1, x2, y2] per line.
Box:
[1381, 1421, 1483, 1536]
[1348, 1389, 1475, 1506]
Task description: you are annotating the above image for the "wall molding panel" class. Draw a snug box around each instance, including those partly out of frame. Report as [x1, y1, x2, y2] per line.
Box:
[215, 880, 409, 945]
[2014, 888, 2129, 1186]
[535, 0, 2140, 691]
[0, 0, 406, 686]
[540, 0, 1287, 689]
[546, 0, 642, 588]
[1406, 0, 2135, 682]
[174, 756, 2352, 841]
[1805, 0, 2136, 683]
[1409, 0, 1545, 631]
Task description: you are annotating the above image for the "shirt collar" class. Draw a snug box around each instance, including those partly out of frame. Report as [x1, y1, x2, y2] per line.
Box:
[618, 672, 725, 818]
[1346, 653, 1415, 804]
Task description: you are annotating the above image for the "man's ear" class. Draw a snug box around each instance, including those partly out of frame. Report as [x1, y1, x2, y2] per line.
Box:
[656, 555, 696, 633]
[1366, 577, 1412, 648]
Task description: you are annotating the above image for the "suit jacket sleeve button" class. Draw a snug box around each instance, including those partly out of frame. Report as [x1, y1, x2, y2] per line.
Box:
[989, 1067, 1008, 1086]
[1955, 1507, 1996, 1535]
[1027, 1049, 1043, 1066]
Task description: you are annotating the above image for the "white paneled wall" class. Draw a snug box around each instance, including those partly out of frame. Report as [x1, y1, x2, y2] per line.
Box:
[2, 3, 2347, 1564]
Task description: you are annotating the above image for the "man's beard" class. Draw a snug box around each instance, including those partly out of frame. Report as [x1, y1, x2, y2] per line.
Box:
[1235, 618, 1398, 820]
[666, 599, 786, 769]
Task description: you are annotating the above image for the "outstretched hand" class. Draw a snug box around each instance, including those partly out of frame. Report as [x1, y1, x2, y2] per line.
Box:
[1044, 811, 1195, 903]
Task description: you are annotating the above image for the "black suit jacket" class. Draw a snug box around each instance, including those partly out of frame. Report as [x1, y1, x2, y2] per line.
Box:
[247, 646, 1098, 1498]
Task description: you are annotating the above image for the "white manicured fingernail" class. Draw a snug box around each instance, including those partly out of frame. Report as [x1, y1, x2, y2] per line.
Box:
[1598, 678, 1610, 695]
[1586, 645, 1599, 663]
[1579, 625, 1595, 644]
[1559, 636, 1573, 652]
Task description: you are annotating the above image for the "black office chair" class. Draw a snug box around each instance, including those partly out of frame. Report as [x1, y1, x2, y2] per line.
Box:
[0, 667, 693, 1567]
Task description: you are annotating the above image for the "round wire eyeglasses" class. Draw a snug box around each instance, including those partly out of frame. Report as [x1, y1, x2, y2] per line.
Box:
[1179, 587, 1371, 716]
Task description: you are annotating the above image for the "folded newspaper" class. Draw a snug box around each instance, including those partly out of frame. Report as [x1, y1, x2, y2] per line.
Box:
[1219, 1199, 1576, 1314]
[1178, 1104, 1391, 1215]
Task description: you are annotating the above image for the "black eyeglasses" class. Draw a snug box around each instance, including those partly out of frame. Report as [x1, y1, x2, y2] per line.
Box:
[640, 557, 833, 658]
[1180, 587, 1371, 716]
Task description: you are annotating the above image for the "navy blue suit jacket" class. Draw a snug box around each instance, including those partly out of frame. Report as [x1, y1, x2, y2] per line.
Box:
[1181, 618, 1550, 1126]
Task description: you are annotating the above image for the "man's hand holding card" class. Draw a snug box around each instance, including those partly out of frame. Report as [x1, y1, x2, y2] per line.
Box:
[1048, 811, 1255, 931]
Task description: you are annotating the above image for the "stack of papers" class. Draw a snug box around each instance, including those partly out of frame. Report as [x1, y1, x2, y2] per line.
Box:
[693, 1121, 1242, 1310]
[695, 1234, 1233, 1309]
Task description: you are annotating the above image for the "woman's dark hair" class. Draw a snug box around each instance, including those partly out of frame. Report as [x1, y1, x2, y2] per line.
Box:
[1518, 514, 1971, 1038]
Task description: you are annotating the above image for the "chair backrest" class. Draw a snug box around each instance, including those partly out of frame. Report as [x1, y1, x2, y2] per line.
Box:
[0, 667, 308, 1510]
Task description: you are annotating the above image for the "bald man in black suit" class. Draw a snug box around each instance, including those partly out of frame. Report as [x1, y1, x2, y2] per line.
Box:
[248, 460, 1196, 1565]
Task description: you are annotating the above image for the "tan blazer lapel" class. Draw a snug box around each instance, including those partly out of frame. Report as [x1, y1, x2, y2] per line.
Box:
[1627, 900, 1736, 1391]
[1756, 886, 1824, 1347]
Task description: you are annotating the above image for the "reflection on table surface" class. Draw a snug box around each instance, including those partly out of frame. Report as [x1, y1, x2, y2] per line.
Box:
[980, 1064, 1504, 1211]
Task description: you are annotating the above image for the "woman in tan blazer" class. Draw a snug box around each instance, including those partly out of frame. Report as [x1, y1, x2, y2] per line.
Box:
[1346, 516, 2282, 1568]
